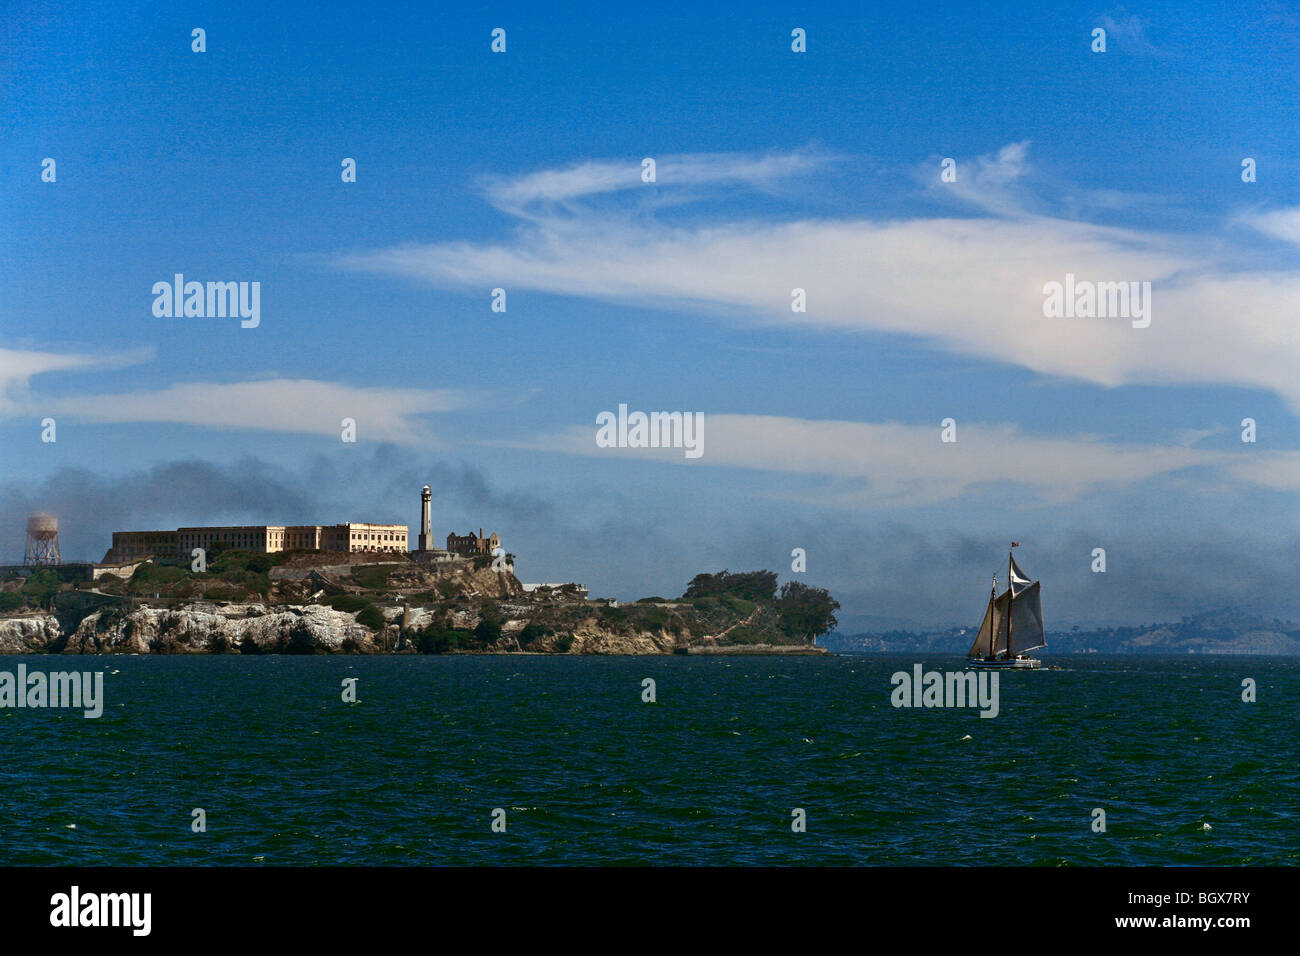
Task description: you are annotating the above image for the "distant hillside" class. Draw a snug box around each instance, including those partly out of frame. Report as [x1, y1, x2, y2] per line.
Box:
[823, 608, 1300, 656]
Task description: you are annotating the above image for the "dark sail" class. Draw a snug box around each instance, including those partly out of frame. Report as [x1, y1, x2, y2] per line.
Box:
[991, 590, 1011, 655]
[971, 589, 1012, 658]
[1007, 581, 1045, 654]
[969, 592, 996, 657]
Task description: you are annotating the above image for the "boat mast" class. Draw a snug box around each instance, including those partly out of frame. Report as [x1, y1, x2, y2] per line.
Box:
[1005, 545, 1015, 659]
[988, 574, 996, 660]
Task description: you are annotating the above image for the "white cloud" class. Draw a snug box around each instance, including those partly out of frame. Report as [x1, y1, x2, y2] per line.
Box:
[10, 375, 465, 444]
[482, 149, 834, 216]
[1228, 451, 1300, 492]
[1241, 206, 1300, 246]
[340, 145, 1300, 409]
[1097, 14, 1164, 55]
[516, 413, 1239, 507]
[0, 346, 153, 414]
[929, 140, 1034, 216]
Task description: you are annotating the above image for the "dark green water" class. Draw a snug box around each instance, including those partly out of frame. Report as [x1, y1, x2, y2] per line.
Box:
[0, 654, 1294, 865]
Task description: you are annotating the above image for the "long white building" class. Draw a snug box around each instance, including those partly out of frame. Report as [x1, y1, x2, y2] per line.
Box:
[105, 523, 408, 562]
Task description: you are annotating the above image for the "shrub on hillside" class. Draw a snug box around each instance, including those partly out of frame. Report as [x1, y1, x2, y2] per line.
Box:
[353, 566, 392, 590]
[517, 622, 549, 647]
[355, 604, 385, 630]
[330, 594, 369, 613]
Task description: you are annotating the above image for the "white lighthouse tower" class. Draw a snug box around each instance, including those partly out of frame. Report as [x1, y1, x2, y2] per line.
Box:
[418, 485, 434, 551]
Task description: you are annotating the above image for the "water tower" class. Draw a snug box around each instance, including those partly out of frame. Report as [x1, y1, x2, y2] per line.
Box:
[24, 513, 61, 566]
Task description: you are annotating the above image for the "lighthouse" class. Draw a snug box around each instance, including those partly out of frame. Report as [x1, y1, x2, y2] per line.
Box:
[418, 485, 434, 551]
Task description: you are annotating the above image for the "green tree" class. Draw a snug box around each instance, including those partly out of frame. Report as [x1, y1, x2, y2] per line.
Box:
[21, 569, 61, 610]
[517, 622, 547, 647]
[355, 604, 385, 630]
[682, 570, 778, 604]
[775, 581, 840, 642]
[474, 605, 503, 644]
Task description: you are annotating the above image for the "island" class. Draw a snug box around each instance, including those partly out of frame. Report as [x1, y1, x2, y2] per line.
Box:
[0, 553, 840, 656]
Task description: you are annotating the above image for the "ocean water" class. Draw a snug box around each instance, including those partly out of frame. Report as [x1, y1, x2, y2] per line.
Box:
[0, 654, 1294, 866]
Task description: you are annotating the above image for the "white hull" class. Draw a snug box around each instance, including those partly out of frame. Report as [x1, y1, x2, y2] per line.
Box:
[967, 656, 1042, 670]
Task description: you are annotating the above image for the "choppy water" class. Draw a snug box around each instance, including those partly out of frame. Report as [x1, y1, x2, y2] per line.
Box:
[0, 654, 1294, 865]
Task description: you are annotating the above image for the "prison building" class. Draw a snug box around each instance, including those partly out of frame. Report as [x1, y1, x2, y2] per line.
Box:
[334, 523, 408, 553]
[445, 528, 501, 556]
[107, 530, 178, 562]
[105, 523, 408, 563]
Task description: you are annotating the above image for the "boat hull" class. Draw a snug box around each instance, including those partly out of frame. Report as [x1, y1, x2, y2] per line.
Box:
[967, 656, 1042, 670]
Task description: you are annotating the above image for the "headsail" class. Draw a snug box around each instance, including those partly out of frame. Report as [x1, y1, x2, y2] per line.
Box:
[1009, 554, 1034, 597]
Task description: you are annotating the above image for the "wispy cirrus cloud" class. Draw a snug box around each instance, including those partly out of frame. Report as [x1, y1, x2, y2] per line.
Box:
[1, 354, 469, 444]
[1241, 206, 1300, 247]
[922, 140, 1035, 217]
[503, 413, 1293, 508]
[481, 149, 836, 217]
[0, 346, 154, 414]
[1095, 12, 1166, 56]
[337, 145, 1300, 411]
[48, 380, 465, 444]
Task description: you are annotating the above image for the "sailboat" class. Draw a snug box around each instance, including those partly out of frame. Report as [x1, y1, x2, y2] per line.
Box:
[967, 544, 1045, 669]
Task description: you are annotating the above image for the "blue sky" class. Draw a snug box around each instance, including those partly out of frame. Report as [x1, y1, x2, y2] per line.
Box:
[2, 0, 1298, 628]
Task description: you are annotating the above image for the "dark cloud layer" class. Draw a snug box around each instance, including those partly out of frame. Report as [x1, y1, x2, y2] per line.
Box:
[4, 452, 1295, 629]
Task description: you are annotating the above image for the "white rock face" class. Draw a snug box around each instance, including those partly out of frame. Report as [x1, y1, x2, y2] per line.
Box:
[62, 604, 378, 654]
[1, 598, 700, 656]
[0, 615, 61, 653]
[402, 607, 440, 633]
[569, 623, 679, 655]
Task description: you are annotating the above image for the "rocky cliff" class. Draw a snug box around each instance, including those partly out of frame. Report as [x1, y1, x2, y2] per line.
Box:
[0, 615, 61, 654]
[0, 602, 692, 655]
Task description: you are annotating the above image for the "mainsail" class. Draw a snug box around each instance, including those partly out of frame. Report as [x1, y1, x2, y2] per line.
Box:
[1007, 581, 1045, 653]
